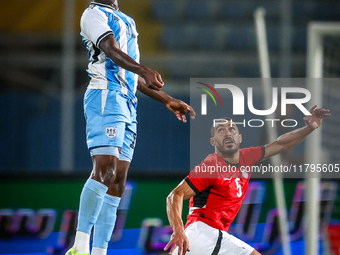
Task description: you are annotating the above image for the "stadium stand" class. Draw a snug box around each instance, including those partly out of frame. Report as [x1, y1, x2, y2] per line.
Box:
[151, 0, 340, 79]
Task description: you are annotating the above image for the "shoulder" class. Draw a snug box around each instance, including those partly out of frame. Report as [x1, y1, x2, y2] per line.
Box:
[240, 146, 265, 163]
[80, 5, 113, 32]
[240, 146, 264, 154]
[201, 153, 219, 165]
[126, 14, 136, 26]
[82, 5, 109, 20]
[118, 9, 134, 20]
[117, 10, 136, 26]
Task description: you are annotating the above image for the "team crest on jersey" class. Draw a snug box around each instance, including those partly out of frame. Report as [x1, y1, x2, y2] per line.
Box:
[242, 171, 249, 179]
[105, 127, 117, 139]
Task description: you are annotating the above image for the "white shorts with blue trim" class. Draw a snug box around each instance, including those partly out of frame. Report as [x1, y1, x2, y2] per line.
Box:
[173, 221, 254, 255]
[84, 88, 137, 161]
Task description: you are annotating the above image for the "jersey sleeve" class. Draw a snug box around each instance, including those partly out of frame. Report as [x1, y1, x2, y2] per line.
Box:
[80, 8, 114, 48]
[185, 166, 214, 194]
[242, 145, 265, 165]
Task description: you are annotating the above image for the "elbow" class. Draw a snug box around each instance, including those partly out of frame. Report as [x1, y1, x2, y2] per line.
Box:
[166, 193, 172, 204]
[166, 191, 176, 205]
[166, 191, 174, 206]
[167, 189, 182, 205]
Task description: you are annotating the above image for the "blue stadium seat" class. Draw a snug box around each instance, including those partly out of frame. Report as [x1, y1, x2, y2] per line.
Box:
[152, 0, 181, 22]
[219, 1, 255, 20]
[161, 25, 195, 50]
[292, 2, 315, 20]
[235, 64, 260, 78]
[166, 58, 199, 79]
[226, 26, 257, 50]
[292, 26, 306, 51]
[266, 26, 281, 50]
[184, 0, 215, 21]
[314, 2, 340, 21]
[192, 24, 217, 50]
[205, 62, 233, 77]
[253, 2, 280, 19]
[166, 58, 233, 79]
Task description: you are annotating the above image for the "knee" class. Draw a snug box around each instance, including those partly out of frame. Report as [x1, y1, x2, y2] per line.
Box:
[91, 155, 118, 186]
[107, 161, 130, 196]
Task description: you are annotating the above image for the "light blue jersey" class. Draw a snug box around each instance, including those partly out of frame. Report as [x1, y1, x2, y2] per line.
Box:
[80, 2, 140, 101]
[80, 2, 140, 160]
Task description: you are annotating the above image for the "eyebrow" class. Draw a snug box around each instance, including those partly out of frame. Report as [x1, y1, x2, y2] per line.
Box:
[216, 123, 237, 129]
[216, 124, 225, 129]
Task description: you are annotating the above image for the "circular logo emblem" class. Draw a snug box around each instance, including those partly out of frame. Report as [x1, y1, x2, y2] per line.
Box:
[242, 171, 249, 179]
[105, 126, 117, 139]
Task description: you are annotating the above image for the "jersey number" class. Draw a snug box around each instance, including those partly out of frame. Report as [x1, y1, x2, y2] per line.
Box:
[235, 178, 242, 197]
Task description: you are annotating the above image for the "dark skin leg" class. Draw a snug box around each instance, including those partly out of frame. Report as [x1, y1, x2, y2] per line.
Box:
[90, 155, 118, 187]
[89, 155, 130, 197]
[107, 160, 130, 197]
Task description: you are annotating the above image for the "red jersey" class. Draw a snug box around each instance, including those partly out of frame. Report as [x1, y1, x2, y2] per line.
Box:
[185, 146, 264, 232]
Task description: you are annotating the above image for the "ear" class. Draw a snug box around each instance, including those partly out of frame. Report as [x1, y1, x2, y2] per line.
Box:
[238, 134, 242, 144]
[210, 137, 216, 147]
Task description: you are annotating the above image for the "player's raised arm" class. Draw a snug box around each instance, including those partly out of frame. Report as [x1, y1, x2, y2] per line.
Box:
[262, 105, 330, 161]
[99, 34, 164, 91]
[164, 180, 196, 255]
[138, 77, 196, 123]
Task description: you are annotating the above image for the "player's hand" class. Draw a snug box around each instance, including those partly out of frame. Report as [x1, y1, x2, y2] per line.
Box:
[164, 231, 190, 255]
[303, 105, 331, 130]
[165, 98, 196, 123]
[141, 67, 164, 91]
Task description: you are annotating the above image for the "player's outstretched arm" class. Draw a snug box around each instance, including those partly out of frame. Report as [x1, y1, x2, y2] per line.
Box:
[138, 77, 196, 123]
[262, 105, 330, 161]
[164, 180, 196, 255]
[99, 35, 164, 91]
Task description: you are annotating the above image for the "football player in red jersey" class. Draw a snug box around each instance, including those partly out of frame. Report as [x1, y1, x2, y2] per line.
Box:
[164, 105, 330, 255]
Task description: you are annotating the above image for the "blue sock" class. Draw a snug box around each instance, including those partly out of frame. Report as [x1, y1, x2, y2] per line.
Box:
[93, 194, 121, 249]
[77, 179, 108, 234]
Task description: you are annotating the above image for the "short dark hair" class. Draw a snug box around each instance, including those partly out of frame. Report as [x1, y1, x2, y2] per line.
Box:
[211, 117, 232, 137]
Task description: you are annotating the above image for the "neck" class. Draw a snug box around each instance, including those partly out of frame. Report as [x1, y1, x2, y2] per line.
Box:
[95, 0, 118, 9]
[215, 150, 239, 164]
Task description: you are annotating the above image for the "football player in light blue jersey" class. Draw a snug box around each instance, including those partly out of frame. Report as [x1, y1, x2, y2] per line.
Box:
[66, 1, 196, 255]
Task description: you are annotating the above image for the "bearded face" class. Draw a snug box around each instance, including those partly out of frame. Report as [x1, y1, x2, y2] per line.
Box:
[210, 122, 242, 156]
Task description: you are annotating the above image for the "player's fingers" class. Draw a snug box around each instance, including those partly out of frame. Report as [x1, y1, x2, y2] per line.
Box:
[169, 243, 177, 254]
[316, 109, 331, 118]
[189, 106, 196, 119]
[175, 112, 182, 121]
[316, 108, 329, 113]
[156, 73, 164, 85]
[184, 241, 190, 252]
[178, 244, 183, 255]
[164, 241, 172, 251]
[321, 110, 331, 115]
[181, 113, 187, 123]
[149, 82, 161, 91]
[309, 105, 317, 113]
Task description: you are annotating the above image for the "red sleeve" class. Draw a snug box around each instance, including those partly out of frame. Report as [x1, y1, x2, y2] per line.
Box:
[185, 164, 214, 194]
[241, 145, 265, 165]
